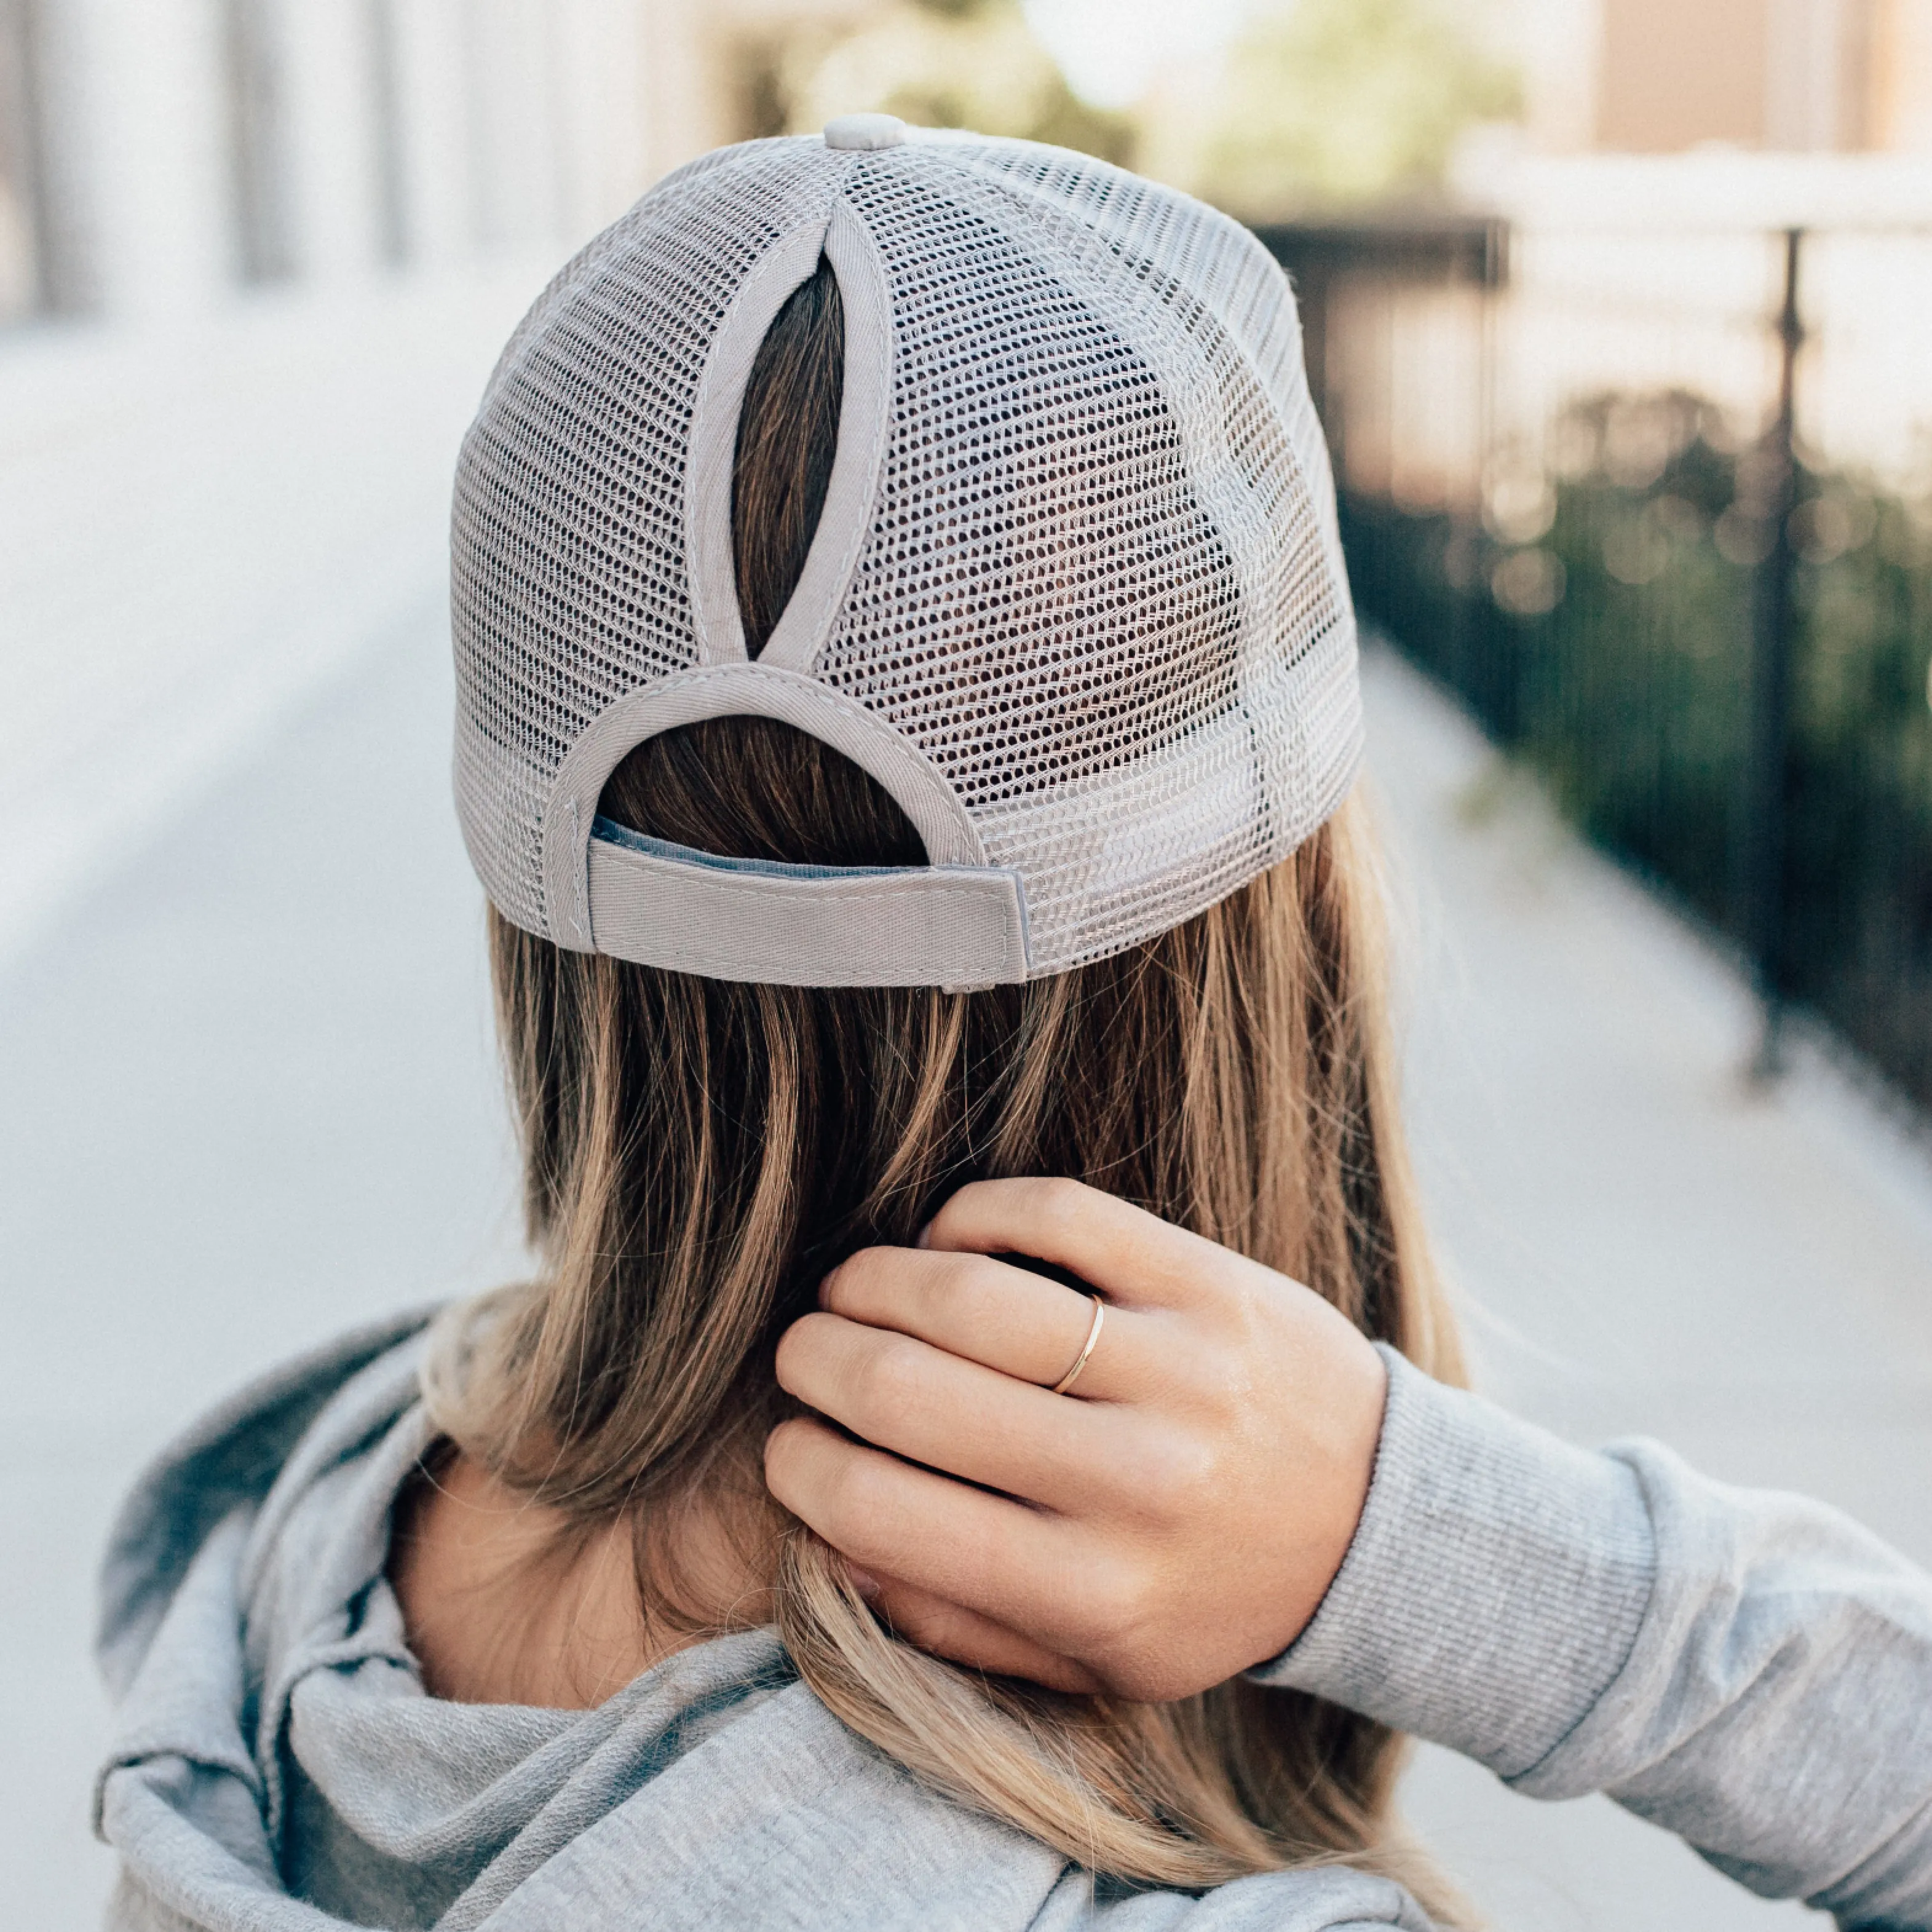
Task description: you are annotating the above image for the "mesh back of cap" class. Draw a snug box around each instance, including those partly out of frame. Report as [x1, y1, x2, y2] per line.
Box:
[452, 131, 1361, 983]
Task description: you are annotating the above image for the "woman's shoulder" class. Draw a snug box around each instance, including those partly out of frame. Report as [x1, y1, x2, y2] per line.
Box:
[1036, 1866, 1436, 1930]
[98, 1307, 435, 1696]
[487, 1655, 1437, 1932]
[90, 1305, 1443, 1932]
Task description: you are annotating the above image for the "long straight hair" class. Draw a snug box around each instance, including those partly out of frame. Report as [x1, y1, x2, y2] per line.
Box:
[427, 258, 1467, 1915]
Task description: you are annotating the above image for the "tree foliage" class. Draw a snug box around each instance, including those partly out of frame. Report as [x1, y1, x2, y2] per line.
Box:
[751, 0, 1132, 167]
[1192, 0, 1519, 217]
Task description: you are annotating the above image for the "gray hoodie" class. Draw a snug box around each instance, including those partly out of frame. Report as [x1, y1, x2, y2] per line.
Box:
[95, 1313, 1932, 1930]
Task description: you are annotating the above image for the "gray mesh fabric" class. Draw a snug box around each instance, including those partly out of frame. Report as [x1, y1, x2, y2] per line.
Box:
[451, 125, 1361, 984]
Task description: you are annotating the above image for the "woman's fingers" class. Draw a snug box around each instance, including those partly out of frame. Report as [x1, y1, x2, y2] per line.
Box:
[853, 1571, 1104, 1694]
[820, 1246, 1130, 1401]
[775, 1311, 1115, 1511]
[920, 1178, 1252, 1314]
[767, 1181, 1394, 1705]
[764, 1415, 1117, 1653]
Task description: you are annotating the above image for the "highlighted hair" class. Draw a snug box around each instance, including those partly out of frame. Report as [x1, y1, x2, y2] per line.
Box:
[426, 258, 1468, 1918]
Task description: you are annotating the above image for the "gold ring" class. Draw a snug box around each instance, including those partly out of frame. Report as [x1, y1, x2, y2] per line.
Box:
[1048, 1293, 1106, 1396]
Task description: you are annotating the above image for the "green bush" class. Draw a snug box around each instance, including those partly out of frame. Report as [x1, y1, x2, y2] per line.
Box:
[1344, 389, 1932, 1103]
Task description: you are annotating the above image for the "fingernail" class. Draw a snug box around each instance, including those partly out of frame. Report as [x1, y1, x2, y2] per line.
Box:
[914, 1221, 933, 1249]
[844, 1564, 882, 1601]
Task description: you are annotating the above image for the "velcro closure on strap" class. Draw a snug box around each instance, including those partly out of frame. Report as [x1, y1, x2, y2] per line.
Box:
[585, 821, 1031, 988]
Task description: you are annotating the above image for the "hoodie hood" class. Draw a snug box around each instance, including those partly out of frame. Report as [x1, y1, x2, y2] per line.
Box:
[93, 1317, 1431, 1932]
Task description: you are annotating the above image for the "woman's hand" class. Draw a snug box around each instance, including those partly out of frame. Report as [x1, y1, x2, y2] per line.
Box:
[764, 1178, 1388, 1701]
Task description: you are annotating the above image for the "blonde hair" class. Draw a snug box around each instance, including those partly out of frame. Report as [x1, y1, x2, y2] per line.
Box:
[426, 256, 1468, 1919]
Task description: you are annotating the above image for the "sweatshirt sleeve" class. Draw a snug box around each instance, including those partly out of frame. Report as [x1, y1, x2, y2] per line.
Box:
[1248, 1347, 1932, 1928]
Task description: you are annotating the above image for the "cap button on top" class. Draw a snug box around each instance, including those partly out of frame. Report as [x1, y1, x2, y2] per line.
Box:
[823, 113, 907, 152]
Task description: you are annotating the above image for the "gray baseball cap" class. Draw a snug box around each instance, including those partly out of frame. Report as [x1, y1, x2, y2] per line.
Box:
[451, 116, 1360, 988]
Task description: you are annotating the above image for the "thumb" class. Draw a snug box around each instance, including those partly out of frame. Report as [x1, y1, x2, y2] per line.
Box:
[852, 1565, 1104, 1695]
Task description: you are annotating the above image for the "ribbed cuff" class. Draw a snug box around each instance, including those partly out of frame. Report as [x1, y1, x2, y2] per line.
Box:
[1246, 1346, 1658, 1781]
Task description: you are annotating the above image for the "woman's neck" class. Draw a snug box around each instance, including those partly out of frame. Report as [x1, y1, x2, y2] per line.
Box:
[387, 1450, 775, 1709]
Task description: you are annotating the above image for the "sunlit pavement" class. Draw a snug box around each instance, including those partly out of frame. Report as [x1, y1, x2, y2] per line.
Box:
[0, 616, 528, 1928]
[1373, 641, 1932, 1928]
[6, 628, 1930, 1926]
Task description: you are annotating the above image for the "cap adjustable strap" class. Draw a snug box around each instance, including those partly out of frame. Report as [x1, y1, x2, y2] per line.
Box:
[585, 821, 1029, 990]
[538, 664, 1000, 967]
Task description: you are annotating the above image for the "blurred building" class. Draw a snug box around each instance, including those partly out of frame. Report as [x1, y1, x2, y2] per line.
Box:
[0, 0, 878, 964]
[0, 0, 897, 327]
[1429, 0, 1932, 491]
[1594, 0, 1932, 153]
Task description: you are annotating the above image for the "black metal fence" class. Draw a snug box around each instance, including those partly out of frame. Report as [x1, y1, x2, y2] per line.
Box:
[1257, 217, 1932, 1109]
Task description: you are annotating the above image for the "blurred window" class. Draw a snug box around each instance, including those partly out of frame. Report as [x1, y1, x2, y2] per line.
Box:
[221, 0, 296, 283]
[0, 0, 50, 322]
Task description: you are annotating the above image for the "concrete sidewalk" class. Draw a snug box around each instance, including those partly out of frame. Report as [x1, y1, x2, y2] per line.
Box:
[0, 619, 529, 1928]
[3, 628, 1930, 1926]
[1369, 642, 1932, 1927]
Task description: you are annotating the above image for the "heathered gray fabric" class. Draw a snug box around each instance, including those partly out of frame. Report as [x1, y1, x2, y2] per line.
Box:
[93, 1317, 1432, 1932]
[1255, 1347, 1932, 1926]
[94, 1323, 1932, 1930]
